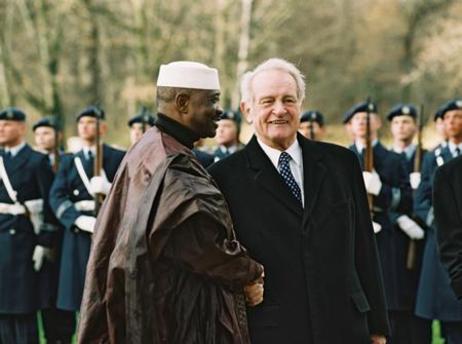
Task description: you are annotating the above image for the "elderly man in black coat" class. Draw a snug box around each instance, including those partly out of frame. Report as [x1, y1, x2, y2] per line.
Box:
[208, 58, 389, 344]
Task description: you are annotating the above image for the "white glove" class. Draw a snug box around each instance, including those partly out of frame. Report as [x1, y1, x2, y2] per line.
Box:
[32, 245, 46, 271]
[396, 215, 424, 240]
[362, 171, 382, 196]
[90, 175, 111, 195]
[409, 172, 421, 190]
[24, 199, 44, 235]
[372, 221, 382, 234]
[9, 203, 27, 215]
[75, 215, 96, 234]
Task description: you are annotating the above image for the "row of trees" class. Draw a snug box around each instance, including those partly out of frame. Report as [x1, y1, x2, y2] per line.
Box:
[0, 0, 460, 145]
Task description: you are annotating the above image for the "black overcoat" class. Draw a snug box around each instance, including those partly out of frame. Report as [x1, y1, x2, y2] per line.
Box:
[209, 135, 389, 344]
[434, 155, 462, 300]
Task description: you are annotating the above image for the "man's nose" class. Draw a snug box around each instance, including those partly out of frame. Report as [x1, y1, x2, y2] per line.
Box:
[273, 101, 286, 115]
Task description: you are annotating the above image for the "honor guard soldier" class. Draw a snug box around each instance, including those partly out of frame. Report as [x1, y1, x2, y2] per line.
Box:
[434, 108, 449, 150]
[414, 99, 462, 343]
[298, 110, 326, 141]
[33, 116, 76, 344]
[213, 109, 244, 162]
[33, 116, 62, 170]
[0, 107, 56, 343]
[344, 101, 413, 342]
[127, 107, 156, 145]
[49, 106, 125, 313]
[387, 104, 430, 343]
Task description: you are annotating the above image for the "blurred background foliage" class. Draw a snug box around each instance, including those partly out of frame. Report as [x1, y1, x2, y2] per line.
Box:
[0, 0, 461, 148]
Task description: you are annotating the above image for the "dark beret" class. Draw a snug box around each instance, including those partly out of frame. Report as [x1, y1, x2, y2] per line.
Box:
[300, 110, 324, 126]
[33, 115, 60, 131]
[219, 109, 241, 125]
[386, 104, 417, 121]
[128, 108, 156, 127]
[343, 101, 377, 124]
[435, 99, 462, 121]
[76, 106, 105, 122]
[0, 107, 26, 122]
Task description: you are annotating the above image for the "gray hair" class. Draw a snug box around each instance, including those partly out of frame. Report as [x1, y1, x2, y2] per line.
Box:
[240, 58, 306, 104]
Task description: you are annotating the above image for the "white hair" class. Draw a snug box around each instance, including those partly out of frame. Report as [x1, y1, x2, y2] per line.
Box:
[240, 58, 306, 104]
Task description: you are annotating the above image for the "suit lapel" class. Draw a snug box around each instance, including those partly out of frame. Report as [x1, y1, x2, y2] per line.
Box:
[299, 135, 327, 224]
[245, 136, 303, 217]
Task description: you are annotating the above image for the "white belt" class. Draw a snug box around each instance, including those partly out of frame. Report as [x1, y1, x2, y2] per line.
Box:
[0, 202, 27, 215]
[75, 200, 95, 212]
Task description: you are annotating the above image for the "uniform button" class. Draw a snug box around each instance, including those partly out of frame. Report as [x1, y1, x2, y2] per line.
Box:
[74, 227, 79, 233]
[73, 189, 80, 196]
[9, 229, 16, 235]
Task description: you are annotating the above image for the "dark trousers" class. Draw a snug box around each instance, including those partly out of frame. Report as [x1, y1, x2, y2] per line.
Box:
[42, 308, 76, 343]
[389, 310, 432, 344]
[441, 321, 462, 344]
[0, 313, 38, 344]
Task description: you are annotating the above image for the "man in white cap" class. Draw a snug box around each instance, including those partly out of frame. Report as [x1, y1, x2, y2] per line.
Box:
[77, 61, 264, 343]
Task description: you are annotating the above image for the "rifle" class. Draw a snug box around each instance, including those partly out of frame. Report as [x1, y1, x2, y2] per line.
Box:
[52, 117, 60, 173]
[364, 97, 374, 210]
[141, 106, 149, 134]
[406, 104, 425, 269]
[309, 118, 315, 141]
[93, 106, 104, 215]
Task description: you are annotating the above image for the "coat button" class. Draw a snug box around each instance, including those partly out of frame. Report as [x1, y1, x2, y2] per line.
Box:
[74, 227, 79, 233]
[9, 229, 16, 235]
[73, 189, 80, 196]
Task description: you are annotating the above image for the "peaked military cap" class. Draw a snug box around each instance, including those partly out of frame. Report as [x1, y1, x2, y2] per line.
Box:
[33, 115, 60, 131]
[220, 109, 241, 125]
[0, 107, 26, 121]
[128, 108, 156, 127]
[300, 110, 324, 126]
[343, 101, 377, 124]
[435, 99, 462, 120]
[76, 106, 105, 122]
[386, 104, 417, 121]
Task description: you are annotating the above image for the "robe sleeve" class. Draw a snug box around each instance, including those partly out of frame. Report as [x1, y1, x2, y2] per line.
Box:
[161, 212, 263, 289]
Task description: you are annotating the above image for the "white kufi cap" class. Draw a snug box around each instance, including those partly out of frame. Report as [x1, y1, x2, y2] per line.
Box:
[156, 61, 220, 90]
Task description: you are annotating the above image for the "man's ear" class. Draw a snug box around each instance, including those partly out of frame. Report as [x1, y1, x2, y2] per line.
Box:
[176, 92, 191, 114]
[240, 101, 252, 124]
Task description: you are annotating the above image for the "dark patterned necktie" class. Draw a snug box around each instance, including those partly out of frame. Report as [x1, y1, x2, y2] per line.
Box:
[278, 152, 302, 204]
[456, 147, 461, 157]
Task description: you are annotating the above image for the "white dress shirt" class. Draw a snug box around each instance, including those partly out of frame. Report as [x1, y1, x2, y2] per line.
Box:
[448, 141, 462, 158]
[257, 137, 305, 207]
[4, 141, 26, 158]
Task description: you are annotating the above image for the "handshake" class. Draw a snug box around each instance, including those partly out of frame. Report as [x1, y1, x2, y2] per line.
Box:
[244, 270, 265, 307]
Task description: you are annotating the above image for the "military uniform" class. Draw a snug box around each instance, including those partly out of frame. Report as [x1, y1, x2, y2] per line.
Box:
[386, 104, 432, 343]
[414, 99, 462, 343]
[33, 116, 76, 344]
[49, 108, 125, 311]
[0, 108, 56, 343]
[213, 110, 244, 162]
[344, 102, 413, 343]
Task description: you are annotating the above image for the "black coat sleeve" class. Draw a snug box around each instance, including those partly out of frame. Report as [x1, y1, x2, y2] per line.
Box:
[350, 153, 390, 336]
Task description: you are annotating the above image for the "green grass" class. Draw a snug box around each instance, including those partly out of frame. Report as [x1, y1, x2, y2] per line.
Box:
[38, 312, 77, 344]
[37, 312, 444, 343]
